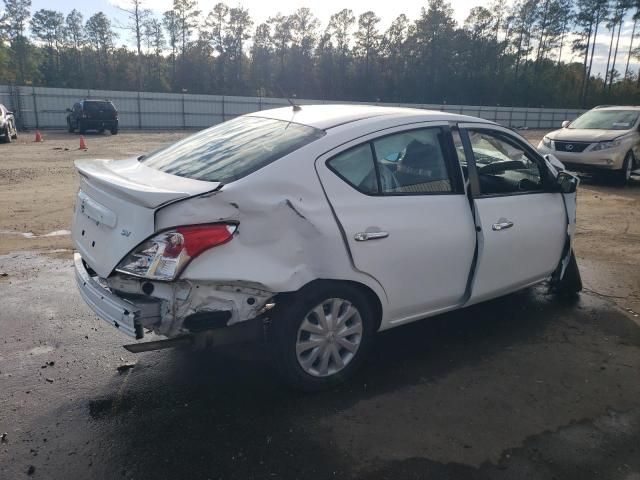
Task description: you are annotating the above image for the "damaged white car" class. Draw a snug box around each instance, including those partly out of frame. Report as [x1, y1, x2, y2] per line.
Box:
[73, 105, 581, 390]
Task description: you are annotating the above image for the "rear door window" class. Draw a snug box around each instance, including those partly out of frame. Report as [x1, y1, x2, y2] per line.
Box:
[327, 144, 378, 194]
[141, 116, 325, 183]
[372, 128, 453, 194]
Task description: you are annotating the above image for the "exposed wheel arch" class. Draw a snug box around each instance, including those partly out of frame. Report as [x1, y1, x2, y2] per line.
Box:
[275, 278, 384, 332]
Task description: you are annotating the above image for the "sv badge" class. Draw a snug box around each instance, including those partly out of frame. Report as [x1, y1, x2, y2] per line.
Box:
[120, 229, 132, 237]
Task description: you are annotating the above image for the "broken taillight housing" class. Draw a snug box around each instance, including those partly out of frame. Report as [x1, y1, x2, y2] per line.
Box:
[115, 224, 236, 281]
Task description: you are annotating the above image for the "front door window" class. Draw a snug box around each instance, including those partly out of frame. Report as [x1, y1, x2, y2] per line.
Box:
[467, 130, 544, 195]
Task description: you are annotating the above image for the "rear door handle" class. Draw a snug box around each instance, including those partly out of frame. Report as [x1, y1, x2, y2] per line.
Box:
[492, 220, 514, 231]
[354, 231, 389, 241]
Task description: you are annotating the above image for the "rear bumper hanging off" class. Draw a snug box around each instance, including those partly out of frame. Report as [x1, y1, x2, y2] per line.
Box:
[74, 253, 161, 339]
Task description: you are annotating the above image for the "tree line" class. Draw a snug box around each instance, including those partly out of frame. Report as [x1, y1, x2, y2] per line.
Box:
[2, 0, 640, 108]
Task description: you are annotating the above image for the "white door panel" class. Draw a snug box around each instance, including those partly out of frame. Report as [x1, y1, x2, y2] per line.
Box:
[456, 123, 568, 304]
[469, 193, 566, 303]
[315, 125, 476, 325]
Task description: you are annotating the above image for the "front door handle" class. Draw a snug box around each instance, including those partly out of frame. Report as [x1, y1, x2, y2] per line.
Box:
[492, 220, 514, 231]
[354, 231, 389, 241]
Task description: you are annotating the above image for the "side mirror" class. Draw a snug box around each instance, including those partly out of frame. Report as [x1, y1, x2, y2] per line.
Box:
[6, 111, 13, 115]
[66, 108, 72, 112]
[557, 171, 578, 194]
[561, 120, 571, 128]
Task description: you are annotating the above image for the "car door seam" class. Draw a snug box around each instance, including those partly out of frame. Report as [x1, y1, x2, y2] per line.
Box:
[312, 159, 389, 302]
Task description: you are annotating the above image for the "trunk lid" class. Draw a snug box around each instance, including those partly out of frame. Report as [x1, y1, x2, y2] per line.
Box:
[73, 157, 219, 277]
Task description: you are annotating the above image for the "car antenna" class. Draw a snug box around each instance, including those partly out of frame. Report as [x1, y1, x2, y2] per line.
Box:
[277, 85, 301, 112]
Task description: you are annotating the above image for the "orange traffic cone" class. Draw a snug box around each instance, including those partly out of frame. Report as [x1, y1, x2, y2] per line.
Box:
[79, 136, 87, 150]
[34, 130, 43, 142]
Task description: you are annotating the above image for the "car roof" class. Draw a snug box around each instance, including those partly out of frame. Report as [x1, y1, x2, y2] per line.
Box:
[591, 105, 640, 111]
[248, 104, 492, 130]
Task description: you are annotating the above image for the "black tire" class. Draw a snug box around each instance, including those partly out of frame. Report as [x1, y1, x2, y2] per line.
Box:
[10, 121, 17, 139]
[68, 120, 74, 133]
[78, 120, 86, 134]
[111, 125, 118, 135]
[615, 151, 634, 185]
[268, 283, 376, 391]
[553, 250, 582, 296]
[3, 125, 11, 143]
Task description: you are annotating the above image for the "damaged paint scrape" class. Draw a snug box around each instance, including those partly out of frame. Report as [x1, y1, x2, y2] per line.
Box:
[107, 274, 273, 337]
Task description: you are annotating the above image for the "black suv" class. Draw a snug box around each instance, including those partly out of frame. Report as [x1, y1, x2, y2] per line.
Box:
[66, 100, 119, 134]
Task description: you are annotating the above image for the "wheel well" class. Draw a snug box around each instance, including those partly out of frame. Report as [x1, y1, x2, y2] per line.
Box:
[277, 279, 384, 331]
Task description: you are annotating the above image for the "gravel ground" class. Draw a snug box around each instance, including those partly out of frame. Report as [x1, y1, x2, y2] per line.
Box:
[1, 128, 639, 479]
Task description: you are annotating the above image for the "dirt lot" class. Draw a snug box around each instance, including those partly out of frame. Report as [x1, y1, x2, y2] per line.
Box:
[1, 129, 640, 479]
[1, 129, 639, 312]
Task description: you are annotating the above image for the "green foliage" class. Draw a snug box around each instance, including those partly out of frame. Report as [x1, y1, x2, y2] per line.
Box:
[5, 0, 640, 107]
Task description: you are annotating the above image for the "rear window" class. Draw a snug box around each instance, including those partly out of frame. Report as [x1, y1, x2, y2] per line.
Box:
[141, 116, 325, 183]
[83, 101, 115, 112]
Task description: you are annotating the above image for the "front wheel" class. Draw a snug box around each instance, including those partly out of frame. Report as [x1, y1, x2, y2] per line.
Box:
[268, 284, 376, 391]
[78, 120, 86, 134]
[10, 121, 17, 139]
[615, 151, 634, 185]
[2, 125, 11, 143]
[552, 250, 582, 296]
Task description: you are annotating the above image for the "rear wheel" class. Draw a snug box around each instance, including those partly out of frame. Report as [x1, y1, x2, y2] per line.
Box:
[110, 125, 118, 135]
[268, 284, 376, 391]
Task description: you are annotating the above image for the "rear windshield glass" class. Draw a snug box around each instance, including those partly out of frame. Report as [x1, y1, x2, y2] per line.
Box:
[141, 116, 325, 183]
[84, 101, 115, 112]
[569, 110, 639, 130]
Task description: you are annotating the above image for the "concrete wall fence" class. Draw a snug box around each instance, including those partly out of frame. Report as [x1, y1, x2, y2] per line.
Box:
[0, 84, 586, 131]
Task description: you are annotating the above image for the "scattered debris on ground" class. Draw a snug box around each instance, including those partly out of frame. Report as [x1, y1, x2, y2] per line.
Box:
[116, 363, 135, 373]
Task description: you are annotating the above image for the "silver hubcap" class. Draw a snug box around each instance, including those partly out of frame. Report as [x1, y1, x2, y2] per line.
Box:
[295, 298, 363, 377]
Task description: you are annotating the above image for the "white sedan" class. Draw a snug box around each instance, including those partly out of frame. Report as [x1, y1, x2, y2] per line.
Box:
[72, 105, 581, 390]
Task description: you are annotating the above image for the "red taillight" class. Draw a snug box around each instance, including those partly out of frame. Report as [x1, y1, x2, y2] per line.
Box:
[116, 224, 236, 281]
[176, 224, 235, 257]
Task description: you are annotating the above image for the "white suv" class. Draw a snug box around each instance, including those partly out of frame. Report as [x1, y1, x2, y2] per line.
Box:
[538, 106, 640, 184]
[73, 105, 581, 390]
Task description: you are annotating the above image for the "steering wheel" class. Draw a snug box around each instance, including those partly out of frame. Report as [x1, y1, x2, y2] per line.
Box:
[477, 160, 527, 175]
[518, 177, 539, 191]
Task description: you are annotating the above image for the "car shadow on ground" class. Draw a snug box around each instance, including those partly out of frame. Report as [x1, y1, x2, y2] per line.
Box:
[27, 286, 640, 479]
